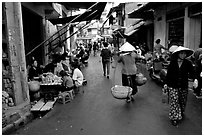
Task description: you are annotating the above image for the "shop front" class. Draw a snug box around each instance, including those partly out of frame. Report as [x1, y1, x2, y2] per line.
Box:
[166, 9, 185, 48]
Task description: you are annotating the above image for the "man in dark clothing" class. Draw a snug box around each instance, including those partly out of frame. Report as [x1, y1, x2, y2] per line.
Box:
[100, 42, 112, 78]
[88, 43, 92, 55]
[93, 42, 98, 56]
[28, 59, 42, 81]
[43, 55, 61, 73]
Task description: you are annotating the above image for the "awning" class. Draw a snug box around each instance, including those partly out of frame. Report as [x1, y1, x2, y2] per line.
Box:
[22, 2, 60, 19]
[76, 37, 92, 40]
[101, 34, 113, 38]
[100, 4, 122, 27]
[125, 29, 138, 36]
[112, 27, 126, 39]
[128, 2, 164, 20]
[106, 4, 121, 18]
[112, 26, 126, 32]
[49, 2, 106, 25]
[124, 21, 145, 36]
[57, 2, 96, 10]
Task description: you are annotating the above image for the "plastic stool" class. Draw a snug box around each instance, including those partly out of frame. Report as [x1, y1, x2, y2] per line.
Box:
[74, 86, 84, 94]
[58, 91, 72, 104]
[67, 90, 74, 99]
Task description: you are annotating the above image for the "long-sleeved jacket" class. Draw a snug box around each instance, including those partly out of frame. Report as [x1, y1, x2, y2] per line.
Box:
[118, 52, 140, 75]
[166, 59, 195, 89]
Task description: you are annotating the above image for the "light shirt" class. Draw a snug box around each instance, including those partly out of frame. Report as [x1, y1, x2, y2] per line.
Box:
[118, 52, 139, 75]
[54, 62, 64, 75]
[154, 44, 165, 54]
[72, 68, 84, 87]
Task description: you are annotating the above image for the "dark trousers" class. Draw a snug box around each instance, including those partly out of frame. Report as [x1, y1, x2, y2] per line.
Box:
[122, 74, 138, 95]
[102, 60, 110, 76]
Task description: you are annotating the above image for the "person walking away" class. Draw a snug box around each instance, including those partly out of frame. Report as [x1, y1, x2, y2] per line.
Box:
[164, 46, 197, 126]
[93, 42, 98, 56]
[88, 42, 92, 55]
[117, 42, 142, 103]
[108, 43, 115, 63]
[100, 42, 112, 79]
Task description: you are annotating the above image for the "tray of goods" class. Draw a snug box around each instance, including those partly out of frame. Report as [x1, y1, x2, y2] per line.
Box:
[40, 73, 62, 85]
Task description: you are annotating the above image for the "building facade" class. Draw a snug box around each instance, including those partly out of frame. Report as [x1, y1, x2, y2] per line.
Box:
[128, 2, 202, 50]
[2, 2, 64, 132]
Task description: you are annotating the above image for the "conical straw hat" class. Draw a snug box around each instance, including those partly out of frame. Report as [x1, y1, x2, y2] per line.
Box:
[119, 42, 136, 52]
[172, 46, 194, 58]
[169, 45, 178, 53]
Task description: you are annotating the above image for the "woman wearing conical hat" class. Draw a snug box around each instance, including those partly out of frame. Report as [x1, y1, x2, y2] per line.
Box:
[164, 46, 197, 126]
[117, 42, 142, 103]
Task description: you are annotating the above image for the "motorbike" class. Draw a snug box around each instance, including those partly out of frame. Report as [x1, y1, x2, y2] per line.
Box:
[146, 51, 171, 84]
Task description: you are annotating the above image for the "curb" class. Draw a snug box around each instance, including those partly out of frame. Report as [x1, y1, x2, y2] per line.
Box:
[2, 112, 34, 135]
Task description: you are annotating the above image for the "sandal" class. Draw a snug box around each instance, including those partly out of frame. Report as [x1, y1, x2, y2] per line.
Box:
[171, 120, 178, 126]
[131, 95, 135, 102]
[126, 97, 131, 103]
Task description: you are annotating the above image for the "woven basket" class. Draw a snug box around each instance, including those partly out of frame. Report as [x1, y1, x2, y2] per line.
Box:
[111, 85, 132, 99]
[136, 73, 147, 86]
[28, 81, 40, 92]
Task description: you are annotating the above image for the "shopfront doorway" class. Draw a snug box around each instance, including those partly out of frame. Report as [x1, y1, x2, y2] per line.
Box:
[22, 6, 44, 66]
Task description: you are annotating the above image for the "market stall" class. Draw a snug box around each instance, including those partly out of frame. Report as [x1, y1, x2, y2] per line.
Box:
[40, 73, 62, 102]
[30, 73, 62, 116]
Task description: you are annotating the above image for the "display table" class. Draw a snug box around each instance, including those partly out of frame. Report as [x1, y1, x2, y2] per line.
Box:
[40, 83, 62, 102]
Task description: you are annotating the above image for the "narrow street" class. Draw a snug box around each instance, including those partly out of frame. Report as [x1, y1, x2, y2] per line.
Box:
[11, 52, 202, 135]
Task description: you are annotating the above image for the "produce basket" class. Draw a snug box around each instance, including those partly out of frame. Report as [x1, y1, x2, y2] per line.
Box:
[111, 85, 132, 99]
[136, 73, 147, 86]
[28, 81, 40, 92]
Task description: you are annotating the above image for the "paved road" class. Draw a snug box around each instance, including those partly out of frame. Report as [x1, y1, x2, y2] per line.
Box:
[11, 53, 202, 135]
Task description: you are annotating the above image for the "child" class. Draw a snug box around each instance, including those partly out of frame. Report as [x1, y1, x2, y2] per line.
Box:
[59, 70, 74, 91]
[71, 61, 84, 88]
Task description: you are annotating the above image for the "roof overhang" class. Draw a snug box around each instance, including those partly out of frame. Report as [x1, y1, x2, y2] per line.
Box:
[106, 4, 122, 18]
[49, 2, 106, 25]
[57, 2, 96, 10]
[21, 2, 61, 19]
[124, 20, 145, 36]
[128, 2, 164, 20]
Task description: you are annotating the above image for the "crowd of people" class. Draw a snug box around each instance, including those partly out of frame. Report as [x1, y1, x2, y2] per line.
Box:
[27, 38, 202, 127]
[27, 49, 85, 99]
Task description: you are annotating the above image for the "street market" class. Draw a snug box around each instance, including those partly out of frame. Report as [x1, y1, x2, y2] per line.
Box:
[2, 2, 202, 135]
